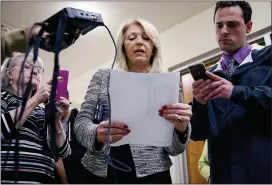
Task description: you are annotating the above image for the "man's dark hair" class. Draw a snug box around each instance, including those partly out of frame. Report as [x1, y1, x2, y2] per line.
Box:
[213, 1, 252, 24]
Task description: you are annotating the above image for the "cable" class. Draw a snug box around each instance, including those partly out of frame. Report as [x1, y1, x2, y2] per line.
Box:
[13, 26, 45, 183]
[2, 27, 36, 182]
[3, 22, 53, 183]
[45, 11, 68, 162]
[103, 25, 132, 174]
[1, 42, 32, 180]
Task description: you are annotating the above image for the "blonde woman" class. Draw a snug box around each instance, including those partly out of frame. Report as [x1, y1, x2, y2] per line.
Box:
[74, 19, 192, 183]
[1, 52, 71, 183]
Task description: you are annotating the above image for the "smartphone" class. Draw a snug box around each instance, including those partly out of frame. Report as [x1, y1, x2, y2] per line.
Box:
[188, 63, 209, 81]
[55, 70, 69, 101]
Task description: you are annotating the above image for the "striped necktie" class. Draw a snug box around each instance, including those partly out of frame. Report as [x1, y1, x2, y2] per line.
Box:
[225, 57, 238, 78]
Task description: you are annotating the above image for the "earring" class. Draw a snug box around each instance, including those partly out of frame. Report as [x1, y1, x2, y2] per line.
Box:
[9, 78, 13, 84]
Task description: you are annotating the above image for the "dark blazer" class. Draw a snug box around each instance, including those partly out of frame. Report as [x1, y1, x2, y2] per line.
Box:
[191, 45, 272, 183]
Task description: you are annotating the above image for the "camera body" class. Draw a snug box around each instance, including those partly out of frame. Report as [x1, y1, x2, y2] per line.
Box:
[38, 7, 104, 52]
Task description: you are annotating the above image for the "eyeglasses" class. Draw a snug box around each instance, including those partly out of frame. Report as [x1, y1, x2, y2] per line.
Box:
[14, 61, 44, 75]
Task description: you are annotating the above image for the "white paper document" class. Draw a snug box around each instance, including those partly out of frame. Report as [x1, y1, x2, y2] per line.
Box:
[109, 70, 180, 147]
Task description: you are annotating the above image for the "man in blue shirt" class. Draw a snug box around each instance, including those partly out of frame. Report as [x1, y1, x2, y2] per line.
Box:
[191, 1, 271, 183]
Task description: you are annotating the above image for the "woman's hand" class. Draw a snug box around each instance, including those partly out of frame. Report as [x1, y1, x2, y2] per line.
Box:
[54, 97, 70, 149]
[31, 80, 51, 104]
[159, 103, 192, 133]
[96, 121, 131, 144]
[55, 97, 70, 122]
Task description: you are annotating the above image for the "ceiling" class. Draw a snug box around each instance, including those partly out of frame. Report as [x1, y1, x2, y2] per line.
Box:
[1, 1, 214, 105]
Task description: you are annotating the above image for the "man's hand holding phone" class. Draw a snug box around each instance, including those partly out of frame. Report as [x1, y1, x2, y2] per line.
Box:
[202, 71, 233, 100]
[189, 63, 211, 105]
[192, 71, 234, 104]
[192, 78, 212, 105]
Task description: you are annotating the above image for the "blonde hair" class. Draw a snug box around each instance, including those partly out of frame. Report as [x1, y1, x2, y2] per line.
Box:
[1, 52, 43, 90]
[115, 19, 163, 73]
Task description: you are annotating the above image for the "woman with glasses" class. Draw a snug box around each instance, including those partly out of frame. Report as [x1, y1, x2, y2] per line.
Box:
[1, 52, 71, 184]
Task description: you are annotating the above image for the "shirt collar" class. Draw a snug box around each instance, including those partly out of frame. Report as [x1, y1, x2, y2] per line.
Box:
[220, 43, 252, 71]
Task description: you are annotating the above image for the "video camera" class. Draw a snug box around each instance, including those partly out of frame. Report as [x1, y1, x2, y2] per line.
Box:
[34, 7, 104, 52]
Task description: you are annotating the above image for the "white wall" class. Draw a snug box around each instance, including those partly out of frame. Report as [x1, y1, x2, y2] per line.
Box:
[160, 2, 272, 71]
[69, 59, 113, 108]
